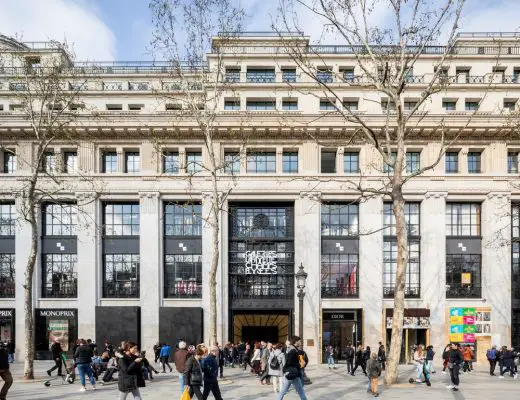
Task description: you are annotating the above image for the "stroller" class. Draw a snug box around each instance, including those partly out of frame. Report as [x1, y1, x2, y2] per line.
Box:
[44, 353, 75, 387]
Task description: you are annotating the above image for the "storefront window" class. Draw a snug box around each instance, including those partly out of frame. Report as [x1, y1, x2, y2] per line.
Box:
[446, 254, 481, 298]
[42, 254, 77, 298]
[103, 254, 140, 298]
[0, 309, 14, 344]
[164, 254, 202, 298]
[35, 309, 77, 360]
[322, 311, 361, 362]
[0, 254, 15, 298]
[232, 207, 290, 238]
[321, 253, 358, 298]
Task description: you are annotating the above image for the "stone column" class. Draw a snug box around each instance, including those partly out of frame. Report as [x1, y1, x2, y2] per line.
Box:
[482, 192, 511, 345]
[294, 192, 321, 365]
[139, 192, 161, 354]
[358, 196, 383, 347]
[421, 192, 447, 353]
[76, 192, 99, 341]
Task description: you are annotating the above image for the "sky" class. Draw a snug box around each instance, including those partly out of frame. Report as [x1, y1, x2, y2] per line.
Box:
[0, 0, 519, 62]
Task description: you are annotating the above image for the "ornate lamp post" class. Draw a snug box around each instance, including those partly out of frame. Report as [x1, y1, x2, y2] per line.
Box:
[295, 263, 311, 384]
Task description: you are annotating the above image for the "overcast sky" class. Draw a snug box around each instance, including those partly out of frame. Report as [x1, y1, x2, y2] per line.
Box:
[0, 0, 519, 61]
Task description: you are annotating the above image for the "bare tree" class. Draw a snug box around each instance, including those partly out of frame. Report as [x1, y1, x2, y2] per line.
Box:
[150, 0, 246, 346]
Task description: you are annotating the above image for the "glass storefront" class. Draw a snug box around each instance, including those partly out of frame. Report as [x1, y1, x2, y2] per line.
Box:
[35, 308, 77, 360]
[322, 310, 362, 362]
[0, 309, 14, 344]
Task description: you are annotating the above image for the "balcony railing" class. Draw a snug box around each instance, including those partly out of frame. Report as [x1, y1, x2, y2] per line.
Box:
[0, 281, 15, 298]
[164, 280, 202, 298]
[383, 284, 420, 298]
[446, 284, 481, 299]
[230, 276, 294, 299]
[321, 284, 359, 298]
[103, 280, 139, 298]
[42, 279, 77, 298]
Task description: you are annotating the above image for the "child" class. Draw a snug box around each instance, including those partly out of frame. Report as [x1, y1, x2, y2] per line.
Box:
[366, 352, 381, 397]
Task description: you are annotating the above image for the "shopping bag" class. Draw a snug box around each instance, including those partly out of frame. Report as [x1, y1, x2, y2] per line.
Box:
[180, 387, 191, 400]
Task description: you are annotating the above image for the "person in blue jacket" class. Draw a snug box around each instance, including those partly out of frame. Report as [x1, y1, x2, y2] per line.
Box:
[160, 343, 173, 373]
[201, 346, 223, 400]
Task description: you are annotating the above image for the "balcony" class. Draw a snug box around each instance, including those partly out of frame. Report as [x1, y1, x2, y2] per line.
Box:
[446, 284, 481, 299]
[0, 281, 15, 298]
[103, 280, 139, 298]
[128, 81, 150, 91]
[383, 284, 420, 299]
[321, 284, 359, 298]
[42, 279, 77, 298]
[230, 276, 294, 299]
[164, 280, 202, 299]
[246, 70, 275, 83]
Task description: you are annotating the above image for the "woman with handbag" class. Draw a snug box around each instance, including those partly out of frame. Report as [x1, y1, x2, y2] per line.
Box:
[118, 342, 145, 400]
[183, 345, 205, 400]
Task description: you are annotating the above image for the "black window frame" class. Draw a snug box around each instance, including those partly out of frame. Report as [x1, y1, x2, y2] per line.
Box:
[224, 99, 240, 111]
[42, 253, 78, 298]
[0, 253, 15, 298]
[508, 152, 519, 174]
[103, 203, 140, 237]
[103, 253, 140, 298]
[321, 253, 359, 298]
[164, 202, 202, 237]
[446, 253, 482, 298]
[246, 100, 276, 111]
[282, 100, 298, 111]
[282, 151, 298, 173]
[467, 152, 482, 174]
[406, 152, 421, 173]
[43, 203, 77, 236]
[445, 152, 459, 173]
[0, 203, 16, 236]
[321, 203, 359, 236]
[164, 254, 202, 298]
[246, 151, 276, 173]
[343, 152, 359, 173]
[102, 151, 118, 173]
[3, 151, 16, 174]
[446, 203, 481, 237]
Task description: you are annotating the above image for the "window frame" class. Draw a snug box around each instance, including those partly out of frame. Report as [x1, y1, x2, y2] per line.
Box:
[103, 203, 140, 237]
[102, 151, 118, 173]
[186, 151, 203, 174]
[282, 151, 298, 173]
[43, 203, 77, 236]
[124, 151, 140, 174]
[446, 203, 481, 237]
[246, 151, 276, 173]
[163, 151, 179, 174]
[445, 152, 459, 173]
[321, 203, 359, 236]
[343, 152, 360, 173]
[467, 152, 482, 174]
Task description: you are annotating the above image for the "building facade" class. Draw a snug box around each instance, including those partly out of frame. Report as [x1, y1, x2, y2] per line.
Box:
[0, 32, 519, 364]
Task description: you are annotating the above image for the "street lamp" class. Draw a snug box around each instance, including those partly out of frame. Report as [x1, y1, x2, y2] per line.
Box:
[296, 263, 311, 384]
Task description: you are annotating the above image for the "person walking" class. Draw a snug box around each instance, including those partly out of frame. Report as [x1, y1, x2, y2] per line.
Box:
[351, 344, 366, 376]
[201, 345, 223, 400]
[278, 336, 308, 400]
[259, 342, 272, 384]
[250, 342, 262, 375]
[426, 345, 435, 374]
[499, 346, 517, 379]
[446, 343, 462, 391]
[344, 342, 354, 374]
[268, 343, 285, 393]
[174, 341, 189, 393]
[217, 344, 225, 378]
[118, 342, 145, 400]
[366, 352, 381, 397]
[74, 339, 96, 392]
[487, 345, 498, 376]
[160, 342, 173, 373]
[413, 345, 426, 382]
[0, 343, 12, 400]
[462, 345, 474, 373]
[325, 344, 336, 369]
[47, 339, 64, 377]
[153, 342, 162, 364]
[377, 343, 386, 371]
[441, 344, 450, 373]
[242, 343, 251, 371]
[184, 345, 205, 400]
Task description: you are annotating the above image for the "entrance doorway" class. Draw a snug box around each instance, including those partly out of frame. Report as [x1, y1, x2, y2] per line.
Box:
[242, 326, 279, 343]
[386, 328, 428, 364]
[232, 312, 290, 344]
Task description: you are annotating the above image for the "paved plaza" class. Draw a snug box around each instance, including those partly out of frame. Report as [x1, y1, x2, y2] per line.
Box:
[3, 361, 519, 399]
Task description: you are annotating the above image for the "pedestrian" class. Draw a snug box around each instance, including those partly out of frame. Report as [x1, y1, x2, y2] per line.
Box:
[351, 344, 366, 376]
[184, 344, 205, 400]
[486, 345, 498, 376]
[174, 341, 189, 393]
[118, 341, 145, 399]
[377, 343, 386, 371]
[6, 341, 14, 364]
[268, 343, 285, 393]
[366, 352, 381, 397]
[446, 343, 462, 391]
[344, 342, 354, 374]
[325, 344, 336, 369]
[74, 339, 96, 392]
[104, 340, 114, 358]
[140, 351, 159, 380]
[278, 336, 308, 400]
[259, 342, 272, 384]
[202, 345, 224, 400]
[160, 342, 173, 373]
[413, 345, 426, 383]
[250, 342, 262, 375]
[499, 346, 517, 379]
[242, 343, 251, 371]
[47, 339, 64, 377]
[441, 344, 450, 373]
[0, 342, 13, 400]
[217, 343, 225, 379]
[296, 343, 309, 388]
[462, 345, 473, 373]
[426, 345, 435, 374]
[153, 342, 162, 364]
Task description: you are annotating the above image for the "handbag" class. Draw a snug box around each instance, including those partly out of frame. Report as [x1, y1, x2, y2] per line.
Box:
[180, 387, 191, 400]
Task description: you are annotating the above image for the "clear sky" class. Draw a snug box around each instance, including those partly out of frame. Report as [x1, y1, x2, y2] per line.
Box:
[0, 0, 519, 61]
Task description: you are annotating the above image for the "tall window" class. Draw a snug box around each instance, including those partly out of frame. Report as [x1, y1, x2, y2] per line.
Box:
[3, 151, 16, 174]
[282, 152, 298, 173]
[186, 151, 202, 174]
[320, 99, 335, 111]
[445, 152, 459, 173]
[446, 254, 482, 298]
[247, 152, 276, 173]
[44, 204, 77, 236]
[246, 100, 275, 111]
[446, 203, 481, 236]
[406, 152, 421, 173]
[321, 150, 336, 173]
[0, 204, 16, 236]
[165, 254, 202, 298]
[383, 202, 420, 236]
[468, 152, 481, 173]
[125, 152, 140, 173]
[508, 152, 519, 173]
[0, 254, 15, 298]
[102, 152, 118, 173]
[43, 151, 57, 173]
[224, 152, 240, 174]
[64, 152, 77, 173]
[321, 204, 359, 236]
[163, 151, 179, 174]
[164, 203, 202, 236]
[513, 205, 520, 314]
[344, 152, 359, 173]
[42, 254, 77, 298]
[104, 204, 139, 236]
[282, 68, 297, 83]
[321, 254, 358, 298]
[103, 254, 140, 298]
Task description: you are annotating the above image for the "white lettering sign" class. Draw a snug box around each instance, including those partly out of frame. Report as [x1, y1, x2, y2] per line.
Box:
[39, 310, 75, 318]
[245, 250, 278, 275]
[0, 310, 13, 317]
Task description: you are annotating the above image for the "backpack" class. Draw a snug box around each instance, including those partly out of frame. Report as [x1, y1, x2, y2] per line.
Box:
[269, 355, 280, 370]
[345, 347, 354, 359]
[487, 349, 496, 360]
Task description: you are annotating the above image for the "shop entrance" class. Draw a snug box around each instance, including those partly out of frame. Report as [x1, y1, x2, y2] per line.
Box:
[322, 310, 362, 363]
[232, 312, 290, 344]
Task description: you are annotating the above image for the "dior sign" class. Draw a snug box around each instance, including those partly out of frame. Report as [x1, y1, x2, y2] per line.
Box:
[245, 251, 278, 275]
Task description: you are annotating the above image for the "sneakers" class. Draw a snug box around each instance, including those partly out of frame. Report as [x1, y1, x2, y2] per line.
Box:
[442, 371, 446, 374]
[446, 385, 454, 389]
[499, 375, 504, 379]
[79, 387, 87, 392]
[515, 374, 518, 379]
[453, 386, 459, 391]
[92, 386, 96, 391]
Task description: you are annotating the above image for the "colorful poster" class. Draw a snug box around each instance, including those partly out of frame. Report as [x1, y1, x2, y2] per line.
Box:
[450, 325, 464, 334]
[450, 308, 476, 343]
[450, 308, 463, 317]
[463, 316, 475, 325]
[48, 320, 69, 351]
[463, 308, 475, 316]
[461, 273, 472, 284]
[450, 316, 463, 325]
[463, 325, 476, 334]
[450, 333, 464, 342]
[463, 334, 476, 343]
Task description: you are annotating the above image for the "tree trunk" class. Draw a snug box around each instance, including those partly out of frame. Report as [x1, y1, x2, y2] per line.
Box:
[208, 190, 220, 346]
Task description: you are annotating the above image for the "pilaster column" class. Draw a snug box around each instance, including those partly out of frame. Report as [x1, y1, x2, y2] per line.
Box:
[421, 192, 447, 353]
[295, 191, 321, 366]
[75, 192, 99, 341]
[139, 192, 161, 353]
[358, 195, 383, 347]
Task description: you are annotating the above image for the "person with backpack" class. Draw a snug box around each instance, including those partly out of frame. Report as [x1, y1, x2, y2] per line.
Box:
[268, 343, 285, 393]
[487, 345, 498, 376]
[278, 336, 308, 400]
[366, 352, 381, 397]
[344, 342, 355, 374]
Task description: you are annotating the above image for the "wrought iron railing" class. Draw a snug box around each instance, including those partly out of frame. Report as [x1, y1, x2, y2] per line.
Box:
[321, 285, 359, 298]
[446, 284, 481, 299]
[383, 284, 420, 298]
[103, 280, 139, 298]
[0, 281, 15, 298]
[230, 276, 294, 299]
[42, 279, 77, 298]
[164, 281, 202, 298]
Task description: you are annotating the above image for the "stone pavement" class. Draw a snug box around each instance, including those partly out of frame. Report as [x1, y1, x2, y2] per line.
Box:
[3, 361, 520, 399]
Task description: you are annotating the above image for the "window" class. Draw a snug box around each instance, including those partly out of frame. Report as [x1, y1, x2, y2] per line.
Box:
[163, 151, 179, 174]
[384, 202, 420, 236]
[465, 101, 479, 111]
[381, 100, 396, 112]
[104, 203, 140, 236]
[3, 151, 16, 174]
[224, 99, 240, 111]
[103, 254, 140, 298]
[102, 152, 118, 173]
[282, 100, 298, 111]
[383, 240, 420, 298]
[42, 254, 77, 298]
[446, 203, 481, 236]
[443, 100, 457, 111]
[321, 150, 336, 173]
[344, 152, 359, 173]
[0, 105, 3, 111]
[321, 203, 359, 236]
[125, 152, 140, 173]
[246, 100, 275, 111]
[165, 103, 182, 111]
[404, 68, 416, 83]
[446, 254, 481, 298]
[43, 152, 57, 173]
[164, 254, 202, 298]
[406, 152, 421, 173]
[9, 83, 26, 91]
[0, 204, 16, 236]
[225, 68, 240, 83]
[342, 68, 355, 83]
[44, 204, 77, 236]
[404, 101, 418, 111]
[106, 104, 123, 111]
[504, 100, 517, 111]
[0, 254, 15, 298]
[246, 69, 275, 83]
[445, 152, 459, 173]
[467, 152, 481, 173]
[224, 152, 240, 174]
[282, 152, 298, 173]
[64, 152, 77, 173]
[233, 207, 290, 238]
[164, 203, 202, 236]
[321, 253, 358, 298]
[186, 151, 202, 173]
[513, 204, 520, 239]
[282, 68, 297, 83]
[343, 101, 358, 111]
[320, 99, 336, 111]
[128, 104, 144, 111]
[383, 152, 397, 173]
[508, 152, 519, 173]
[247, 152, 276, 173]
[317, 68, 333, 83]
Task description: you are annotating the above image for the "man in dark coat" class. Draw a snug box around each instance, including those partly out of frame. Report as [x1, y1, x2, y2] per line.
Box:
[201, 346, 223, 400]
[47, 339, 63, 376]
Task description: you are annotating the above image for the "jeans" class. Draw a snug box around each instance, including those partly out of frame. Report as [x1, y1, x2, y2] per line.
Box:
[416, 363, 423, 380]
[278, 375, 308, 400]
[449, 365, 460, 387]
[327, 356, 335, 368]
[119, 388, 142, 400]
[0, 369, 13, 399]
[7, 354, 14, 364]
[346, 358, 353, 373]
[179, 373, 185, 393]
[161, 356, 172, 372]
[500, 364, 514, 377]
[76, 363, 95, 387]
